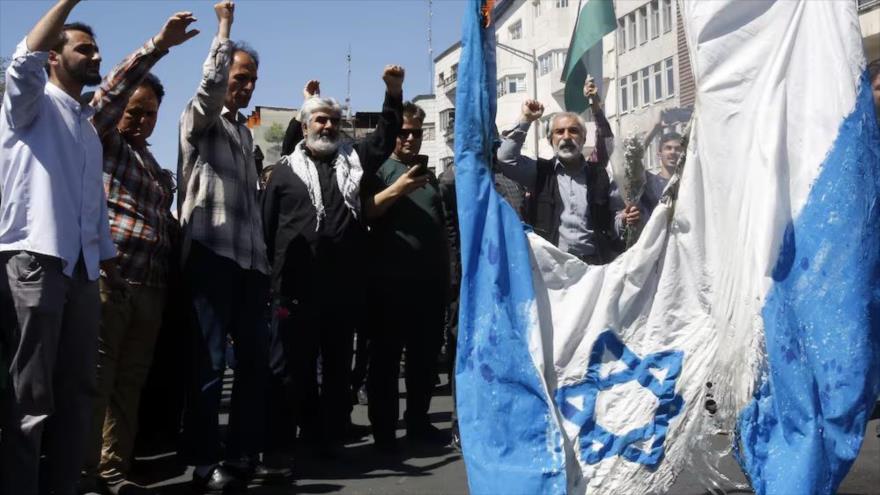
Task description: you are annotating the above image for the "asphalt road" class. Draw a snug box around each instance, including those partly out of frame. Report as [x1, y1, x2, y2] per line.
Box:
[130, 376, 879, 495]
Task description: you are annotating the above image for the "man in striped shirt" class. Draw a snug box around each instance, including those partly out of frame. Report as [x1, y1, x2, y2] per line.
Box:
[176, 2, 274, 491]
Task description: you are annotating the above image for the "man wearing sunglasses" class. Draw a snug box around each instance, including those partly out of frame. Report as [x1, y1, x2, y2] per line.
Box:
[362, 102, 450, 453]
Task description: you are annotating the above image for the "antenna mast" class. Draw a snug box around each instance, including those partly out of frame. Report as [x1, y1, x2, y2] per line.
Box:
[346, 45, 352, 121]
[428, 0, 434, 95]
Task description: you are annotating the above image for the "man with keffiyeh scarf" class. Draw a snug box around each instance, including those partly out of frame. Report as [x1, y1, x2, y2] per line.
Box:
[261, 67, 404, 456]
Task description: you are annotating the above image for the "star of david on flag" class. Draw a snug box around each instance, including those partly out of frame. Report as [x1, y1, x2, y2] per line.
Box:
[555, 331, 684, 467]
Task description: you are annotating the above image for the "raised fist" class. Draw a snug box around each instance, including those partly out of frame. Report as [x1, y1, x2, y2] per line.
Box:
[303, 80, 320, 99]
[383, 65, 405, 96]
[521, 99, 544, 123]
[214, 1, 234, 22]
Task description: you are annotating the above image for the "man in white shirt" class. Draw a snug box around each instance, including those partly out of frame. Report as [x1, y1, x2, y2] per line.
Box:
[0, 1, 125, 493]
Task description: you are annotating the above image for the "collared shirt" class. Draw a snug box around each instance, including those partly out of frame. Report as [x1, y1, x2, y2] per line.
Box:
[178, 36, 268, 274]
[91, 39, 174, 287]
[0, 38, 116, 280]
[496, 119, 621, 258]
[554, 160, 595, 258]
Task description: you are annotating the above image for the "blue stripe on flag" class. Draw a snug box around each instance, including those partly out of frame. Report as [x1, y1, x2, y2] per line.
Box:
[736, 71, 880, 495]
[453, 1, 567, 493]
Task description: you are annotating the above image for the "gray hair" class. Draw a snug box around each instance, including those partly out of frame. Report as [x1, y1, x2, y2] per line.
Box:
[300, 96, 343, 125]
[230, 40, 260, 68]
[548, 112, 587, 142]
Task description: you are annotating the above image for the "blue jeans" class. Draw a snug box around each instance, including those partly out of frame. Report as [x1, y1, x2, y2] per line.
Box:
[181, 242, 269, 465]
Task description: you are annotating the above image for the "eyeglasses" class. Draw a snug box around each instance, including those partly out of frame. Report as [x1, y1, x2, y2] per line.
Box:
[398, 128, 424, 139]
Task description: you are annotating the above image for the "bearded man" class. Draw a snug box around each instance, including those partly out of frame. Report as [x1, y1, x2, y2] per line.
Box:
[496, 81, 638, 264]
[261, 68, 403, 454]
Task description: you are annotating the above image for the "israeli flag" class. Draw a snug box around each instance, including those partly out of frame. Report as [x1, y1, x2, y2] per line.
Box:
[453, 1, 880, 494]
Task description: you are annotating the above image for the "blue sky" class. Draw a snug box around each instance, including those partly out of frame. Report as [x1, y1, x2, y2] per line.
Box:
[0, 0, 466, 170]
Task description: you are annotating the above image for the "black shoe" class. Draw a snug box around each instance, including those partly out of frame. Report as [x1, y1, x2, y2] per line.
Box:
[192, 465, 245, 494]
[224, 457, 293, 486]
[373, 437, 401, 455]
[250, 463, 293, 486]
[406, 423, 451, 445]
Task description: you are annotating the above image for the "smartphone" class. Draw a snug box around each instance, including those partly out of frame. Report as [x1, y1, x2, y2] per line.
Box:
[412, 155, 430, 175]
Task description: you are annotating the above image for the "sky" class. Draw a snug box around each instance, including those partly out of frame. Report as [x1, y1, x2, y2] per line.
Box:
[0, 0, 467, 170]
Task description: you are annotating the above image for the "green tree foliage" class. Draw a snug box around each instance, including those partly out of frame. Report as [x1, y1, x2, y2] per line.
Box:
[264, 122, 286, 143]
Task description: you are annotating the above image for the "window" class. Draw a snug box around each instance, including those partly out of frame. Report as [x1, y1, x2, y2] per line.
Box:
[662, 0, 672, 33]
[556, 0, 569, 7]
[651, 1, 660, 39]
[539, 53, 553, 76]
[620, 75, 630, 113]
[437, 72, 444, 88]
[641, 68, 651, 105]
[639, 7, 648, 45]
[508, 74, 526, 94]
[631, 72, 640, 108]
[617, 19, 626, 52]
[665, 57, 675, 97]
[509, 20, 522, 40]
[653, 62, 663, 101]
[627, 14, 637, 50]
[423, 123, 436, 141]
[497, 74, 526, 95]
[440, 109, 455, 132]
[539, 50, 567, 76]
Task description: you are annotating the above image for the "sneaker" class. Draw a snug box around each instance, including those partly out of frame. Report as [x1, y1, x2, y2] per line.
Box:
[191, 465, 245, 494]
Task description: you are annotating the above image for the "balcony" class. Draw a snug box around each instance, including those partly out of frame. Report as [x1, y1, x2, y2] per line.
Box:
[439, 73, 458, 96]
[443, 124, 455, 144]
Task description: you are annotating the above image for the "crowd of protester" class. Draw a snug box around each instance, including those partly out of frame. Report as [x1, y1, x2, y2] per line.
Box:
[11, 1, 878, 495]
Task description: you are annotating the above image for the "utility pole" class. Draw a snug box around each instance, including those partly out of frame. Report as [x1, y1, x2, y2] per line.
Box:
[496, 41, 540, 158]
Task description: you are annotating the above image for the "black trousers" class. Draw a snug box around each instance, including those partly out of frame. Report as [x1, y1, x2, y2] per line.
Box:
[366, 280, 445, 442]
[270, 289, 358, 445]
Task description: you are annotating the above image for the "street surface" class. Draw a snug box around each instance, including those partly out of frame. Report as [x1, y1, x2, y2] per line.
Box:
[131, 375, 879, 494]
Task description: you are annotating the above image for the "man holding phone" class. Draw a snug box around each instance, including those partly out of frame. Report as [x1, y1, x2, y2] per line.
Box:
[364, 102, 450, 452]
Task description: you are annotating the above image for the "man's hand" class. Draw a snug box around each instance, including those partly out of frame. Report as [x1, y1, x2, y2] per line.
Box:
[584, 78, 602, 111]
[153, 12, 200, 51]
[622, 205, 641, 226]
[383, 65, 405, 97]
[391, 165, 430, 196]
[99, 260, 129, 295]
[214, 1, 234, 39]
[303, 79, 320, 99]
[520, 99, 544, 123]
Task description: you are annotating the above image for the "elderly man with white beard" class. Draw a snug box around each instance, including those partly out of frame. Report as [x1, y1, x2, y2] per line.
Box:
[261, 67, 404, 457]
[496, 81, 639, 264]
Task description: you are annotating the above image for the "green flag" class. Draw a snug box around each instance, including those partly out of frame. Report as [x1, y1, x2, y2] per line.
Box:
[562, 0, 616, 113]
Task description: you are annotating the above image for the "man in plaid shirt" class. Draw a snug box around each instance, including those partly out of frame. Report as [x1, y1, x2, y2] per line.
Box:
[80, 11, 199, 495]
[176, 2, 276, 491]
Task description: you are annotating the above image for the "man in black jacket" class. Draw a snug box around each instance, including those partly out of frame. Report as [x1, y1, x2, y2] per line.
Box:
[261, 66, 404, 453]
[496, 82, 639, 264]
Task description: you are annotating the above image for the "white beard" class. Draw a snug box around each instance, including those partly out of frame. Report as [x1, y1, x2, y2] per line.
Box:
[555, 140, 581, 162]
[307, 132, 340, 157]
